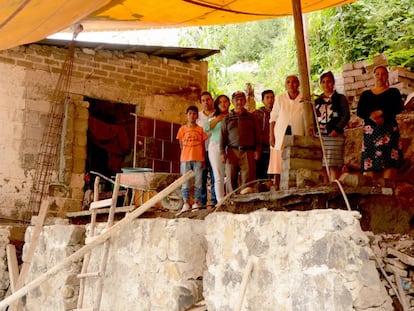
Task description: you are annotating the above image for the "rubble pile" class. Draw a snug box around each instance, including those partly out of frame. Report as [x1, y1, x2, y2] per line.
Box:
[369, 233, 414, 309]
[340, 54, 414, 110]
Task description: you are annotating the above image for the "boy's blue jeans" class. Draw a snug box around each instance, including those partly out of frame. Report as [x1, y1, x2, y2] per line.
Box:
[180, 161, 203, 203]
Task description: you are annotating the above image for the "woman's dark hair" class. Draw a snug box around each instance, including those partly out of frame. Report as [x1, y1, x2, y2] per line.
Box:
[373, 65, 388, 74]
[213, 95, 230, 116]
[320, 71, 335, 84]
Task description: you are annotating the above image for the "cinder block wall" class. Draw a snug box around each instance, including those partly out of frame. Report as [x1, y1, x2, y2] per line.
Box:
[0, 43, 208, 219]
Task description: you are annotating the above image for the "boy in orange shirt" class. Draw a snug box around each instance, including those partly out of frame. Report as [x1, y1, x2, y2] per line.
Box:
[176, 105, 207, 213]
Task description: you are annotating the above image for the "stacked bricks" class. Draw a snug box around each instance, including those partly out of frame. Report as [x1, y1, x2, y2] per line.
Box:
[342, 54, 414, 111]
[280, 135, 323, 190]
[389, 68, 414, 99]
[0, 44, 206, 99]
[341, 59, 369, 110]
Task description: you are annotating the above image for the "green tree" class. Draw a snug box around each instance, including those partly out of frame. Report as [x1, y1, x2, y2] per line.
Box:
[179, 0, 414, 97]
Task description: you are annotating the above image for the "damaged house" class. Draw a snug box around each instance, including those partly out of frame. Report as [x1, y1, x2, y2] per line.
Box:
[0, 0, 414, 310]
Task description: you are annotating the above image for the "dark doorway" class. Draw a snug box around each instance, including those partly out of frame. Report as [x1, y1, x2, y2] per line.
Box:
[84, 97, 136, 191]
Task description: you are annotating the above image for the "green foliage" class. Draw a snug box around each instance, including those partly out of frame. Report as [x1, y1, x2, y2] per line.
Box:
[179, 0, 414, 98]
[308, 0, 414, 72]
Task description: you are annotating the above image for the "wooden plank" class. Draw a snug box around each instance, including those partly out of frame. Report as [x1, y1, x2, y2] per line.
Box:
[9, 199, 50, 311]
[6, 244, 19, 293]
[77, 176, 101, 309]
[118, 172, 181, 192]
[388, 248, 414, 266]
[77, 271, 100, 278]
[90, 198, 112, 210]
[234, 257, 254, 311]
[395, 273, 410, 311]
[0, 170, 194, 310]
[67, 205, 135, 218]
[92, 174, 121, 311]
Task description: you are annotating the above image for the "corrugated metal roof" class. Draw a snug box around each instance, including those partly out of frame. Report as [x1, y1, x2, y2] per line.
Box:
[36, 38, 220, 61]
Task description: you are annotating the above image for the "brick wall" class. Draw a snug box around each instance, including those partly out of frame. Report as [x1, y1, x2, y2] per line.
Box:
[0, 43, 208, 219]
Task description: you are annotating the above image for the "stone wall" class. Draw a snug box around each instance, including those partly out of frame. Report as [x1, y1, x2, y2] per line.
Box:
[0, 226, 10, 301]
[24, 224, 85, 311]
[19, 211, 393, 311]
[82, 219, 206, 311]
[0, 43, 208, 219]
[204, 210, 392, 311]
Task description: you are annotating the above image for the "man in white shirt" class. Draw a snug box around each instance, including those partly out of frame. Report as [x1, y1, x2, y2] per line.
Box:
[196, 91, 217, 206]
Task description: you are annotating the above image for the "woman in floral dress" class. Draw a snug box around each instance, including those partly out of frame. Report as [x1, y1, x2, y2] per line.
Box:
[357, 65, 404, 179]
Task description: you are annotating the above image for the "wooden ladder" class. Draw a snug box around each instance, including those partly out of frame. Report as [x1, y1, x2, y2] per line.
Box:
[0, 171, 193, 310]
[75, 174, 126, 311]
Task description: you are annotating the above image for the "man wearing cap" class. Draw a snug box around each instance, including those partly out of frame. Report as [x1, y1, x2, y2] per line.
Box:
[220, 91, 261, 193]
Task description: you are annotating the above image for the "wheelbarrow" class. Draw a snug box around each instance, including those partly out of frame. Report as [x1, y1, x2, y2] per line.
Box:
[120, 168, 183, 210]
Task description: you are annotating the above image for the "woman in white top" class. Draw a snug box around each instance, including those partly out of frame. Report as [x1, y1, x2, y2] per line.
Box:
[203, 95, 230, 203]
[268, 75, 305, 187]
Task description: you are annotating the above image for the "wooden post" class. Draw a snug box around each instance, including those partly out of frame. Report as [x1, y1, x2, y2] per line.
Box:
[0, 170, 194, 309]
[292, 0, 314, 136]
[9, 199, 50, 311]
[234, 257, 254, 311]
[6, 245, 19, 293]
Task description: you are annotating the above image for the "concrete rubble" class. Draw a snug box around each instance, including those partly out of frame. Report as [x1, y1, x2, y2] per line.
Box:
[369, 233, 414, 309]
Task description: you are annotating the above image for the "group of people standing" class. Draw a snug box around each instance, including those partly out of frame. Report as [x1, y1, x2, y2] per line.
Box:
[176, 65, 404, 213]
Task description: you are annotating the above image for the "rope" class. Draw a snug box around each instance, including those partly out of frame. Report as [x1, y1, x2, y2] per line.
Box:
[311, 99, 351, 211]
[332, 179, 351, 211]
[311, 99, 331, 181]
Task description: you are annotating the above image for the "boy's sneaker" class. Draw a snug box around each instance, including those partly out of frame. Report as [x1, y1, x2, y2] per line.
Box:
[191, 202, 201, 211]
[175, 203, 190, 216]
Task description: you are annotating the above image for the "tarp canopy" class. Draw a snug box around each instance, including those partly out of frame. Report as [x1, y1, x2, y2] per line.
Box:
[0, 0, 355, 51]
